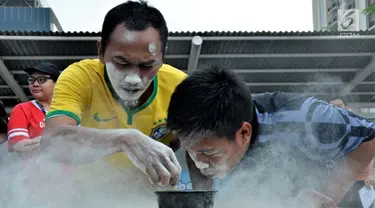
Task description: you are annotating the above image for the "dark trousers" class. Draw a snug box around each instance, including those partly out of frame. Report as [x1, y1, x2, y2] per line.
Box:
[339, 181, 375, 208]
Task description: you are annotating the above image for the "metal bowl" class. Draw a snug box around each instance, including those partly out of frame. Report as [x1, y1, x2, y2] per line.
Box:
[155, 190, 217, 208]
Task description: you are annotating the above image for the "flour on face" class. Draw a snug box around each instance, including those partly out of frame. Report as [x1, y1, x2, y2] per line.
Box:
[106, 62, 154, 107]
[188, 150, 231, 180]
[122, 31, 138, 43]
[189, 151, 209, 169]
[148, 42, 157, 56]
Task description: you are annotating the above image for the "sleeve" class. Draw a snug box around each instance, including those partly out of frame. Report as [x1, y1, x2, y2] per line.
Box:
[252, 92, 312, 112]
[7, 104, 30, 149]
[301, 99, 375, 160]
[46, 63, 92, 125]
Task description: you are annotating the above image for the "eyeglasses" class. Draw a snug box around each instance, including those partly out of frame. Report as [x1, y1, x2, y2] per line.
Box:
[27, 76, 52, 84]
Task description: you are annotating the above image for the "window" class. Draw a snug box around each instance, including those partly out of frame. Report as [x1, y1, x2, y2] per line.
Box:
[359, 108, 375, 113]
[332, 0, 338, 8]
[50, 23, 57, 32]
[328, 10, 338, 26]
[367, 0, 375, 29]
[327, 0, 334, 13]
[350, 0, 356, 9]
[369, 16, 375, 28]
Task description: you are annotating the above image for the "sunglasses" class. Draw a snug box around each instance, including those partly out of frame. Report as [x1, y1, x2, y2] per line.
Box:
[27, 76, 52, 84]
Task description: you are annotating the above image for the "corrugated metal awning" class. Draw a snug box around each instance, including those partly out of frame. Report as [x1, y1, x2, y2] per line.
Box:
[0, 30, 374, 113]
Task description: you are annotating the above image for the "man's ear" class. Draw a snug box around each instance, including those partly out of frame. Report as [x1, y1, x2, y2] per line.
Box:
[97, 40, 105, 64]
[169, 137, 181, 152]
[235, 122, 252, 146]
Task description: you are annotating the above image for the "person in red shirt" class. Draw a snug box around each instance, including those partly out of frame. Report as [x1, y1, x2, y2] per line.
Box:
[8, 62, 60, 153]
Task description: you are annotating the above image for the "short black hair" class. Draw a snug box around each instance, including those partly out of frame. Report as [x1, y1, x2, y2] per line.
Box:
[167, 67, 254, 145]
[100, 0, 168, 55]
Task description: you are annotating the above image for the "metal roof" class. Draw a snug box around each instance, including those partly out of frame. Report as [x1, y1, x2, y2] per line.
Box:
[0, 30, 374, 115]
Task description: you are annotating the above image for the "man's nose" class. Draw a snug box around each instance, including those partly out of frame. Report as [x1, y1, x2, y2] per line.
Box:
[194, 156, 210, 169]
[195, 153, 211, 164]
[125, 72, 141, 85]
[32, 81, 40, 87]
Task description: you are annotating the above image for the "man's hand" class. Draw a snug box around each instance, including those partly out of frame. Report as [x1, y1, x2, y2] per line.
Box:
[295, 189, 337, 208]
[0, 133, 7, 144]
[169, 137, 181, 152]
[120, 130, 182, 187]
[12, 137, 41, 152]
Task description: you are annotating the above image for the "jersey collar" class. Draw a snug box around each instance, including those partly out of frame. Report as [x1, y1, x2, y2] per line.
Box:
[103, 65, 158, 113]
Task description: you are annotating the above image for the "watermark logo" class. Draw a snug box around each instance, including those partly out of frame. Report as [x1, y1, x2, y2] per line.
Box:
[337, 8, 360, 38]
[338, 32, 360, 37]
[337, 8, 360, 31]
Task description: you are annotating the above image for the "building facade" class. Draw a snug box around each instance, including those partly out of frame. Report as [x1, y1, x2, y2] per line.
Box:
[312, 0, 375, 121]
[312, 0, 375, 31]
[0, 0, 62, 32]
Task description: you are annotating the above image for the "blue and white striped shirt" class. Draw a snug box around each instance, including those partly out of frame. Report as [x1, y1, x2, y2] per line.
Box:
[254, 92, 375, 160]
[214, 92, 375, 194]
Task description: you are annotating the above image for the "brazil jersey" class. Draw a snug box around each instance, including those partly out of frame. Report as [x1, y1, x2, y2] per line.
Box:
[46, 59, 187, 169]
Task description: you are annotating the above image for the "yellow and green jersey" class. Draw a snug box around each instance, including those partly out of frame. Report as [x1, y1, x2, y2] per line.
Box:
[47, 59, 187, 169]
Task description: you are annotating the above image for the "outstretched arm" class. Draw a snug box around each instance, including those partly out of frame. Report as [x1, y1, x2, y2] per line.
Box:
[321, 136, 375, 203]
[364, 158, 375, 186]
[305, 101, 375, 203]
[42, 115, 136, 164]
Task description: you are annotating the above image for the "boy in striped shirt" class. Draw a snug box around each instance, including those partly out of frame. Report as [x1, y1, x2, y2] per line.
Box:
[167, 67, 375, 208]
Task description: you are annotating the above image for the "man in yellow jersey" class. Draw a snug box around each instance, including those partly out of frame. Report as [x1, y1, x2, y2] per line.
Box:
[41, 1, 186, 187]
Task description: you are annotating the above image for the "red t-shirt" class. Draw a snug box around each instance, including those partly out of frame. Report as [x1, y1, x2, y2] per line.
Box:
[7, 100, 46, 151]
[6, 100, 72, 192]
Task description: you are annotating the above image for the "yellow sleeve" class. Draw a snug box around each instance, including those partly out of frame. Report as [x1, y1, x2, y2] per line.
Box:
[46, 63, 92, 125]
[160, 64, 188, 86]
